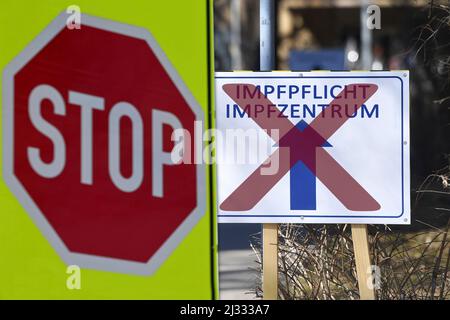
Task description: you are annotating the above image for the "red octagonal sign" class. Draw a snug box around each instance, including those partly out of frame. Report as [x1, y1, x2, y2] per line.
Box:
[3, 14, 205, 274]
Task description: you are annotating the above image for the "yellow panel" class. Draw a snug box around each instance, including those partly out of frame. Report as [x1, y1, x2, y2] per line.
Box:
[0, 0, 217, 299]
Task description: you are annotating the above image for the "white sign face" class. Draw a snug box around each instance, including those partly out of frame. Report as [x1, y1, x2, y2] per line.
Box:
[215, 71, 410, 224]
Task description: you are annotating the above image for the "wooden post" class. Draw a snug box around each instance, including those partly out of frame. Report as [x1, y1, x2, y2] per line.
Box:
[263, 223, 278, 299]
[351, 224, 375, 300]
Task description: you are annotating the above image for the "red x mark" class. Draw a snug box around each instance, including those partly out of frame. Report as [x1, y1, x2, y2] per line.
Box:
[220, 83, 381, 212]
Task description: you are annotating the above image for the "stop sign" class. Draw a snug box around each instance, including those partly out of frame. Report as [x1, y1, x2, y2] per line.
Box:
[3, 14, 205, 275]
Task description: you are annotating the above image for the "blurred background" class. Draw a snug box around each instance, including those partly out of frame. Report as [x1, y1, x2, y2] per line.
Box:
[214, 0, 450, 300]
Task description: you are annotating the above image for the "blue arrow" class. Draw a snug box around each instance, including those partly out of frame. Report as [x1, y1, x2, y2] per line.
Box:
[289, 120, 331, 210]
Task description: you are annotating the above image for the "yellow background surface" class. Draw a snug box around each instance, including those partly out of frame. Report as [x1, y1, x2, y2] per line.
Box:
[0, 0, 217, 299]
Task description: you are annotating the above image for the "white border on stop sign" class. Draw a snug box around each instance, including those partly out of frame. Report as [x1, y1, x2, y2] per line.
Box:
[2, 12, 206, 275]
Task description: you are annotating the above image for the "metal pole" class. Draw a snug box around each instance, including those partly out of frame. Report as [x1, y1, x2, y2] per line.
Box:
[260, 0, 278, 300]
[360, 0, 372, 70]
[230, 0, 243, 70]
[260, 0, 275, 71]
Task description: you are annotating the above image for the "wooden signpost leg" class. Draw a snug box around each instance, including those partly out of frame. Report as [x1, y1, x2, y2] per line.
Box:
[263, 223, 278, 300]
[351, 224, 375, 300]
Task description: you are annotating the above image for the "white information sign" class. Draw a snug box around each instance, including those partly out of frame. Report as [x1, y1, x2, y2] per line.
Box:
[215, 71, 410, 224]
